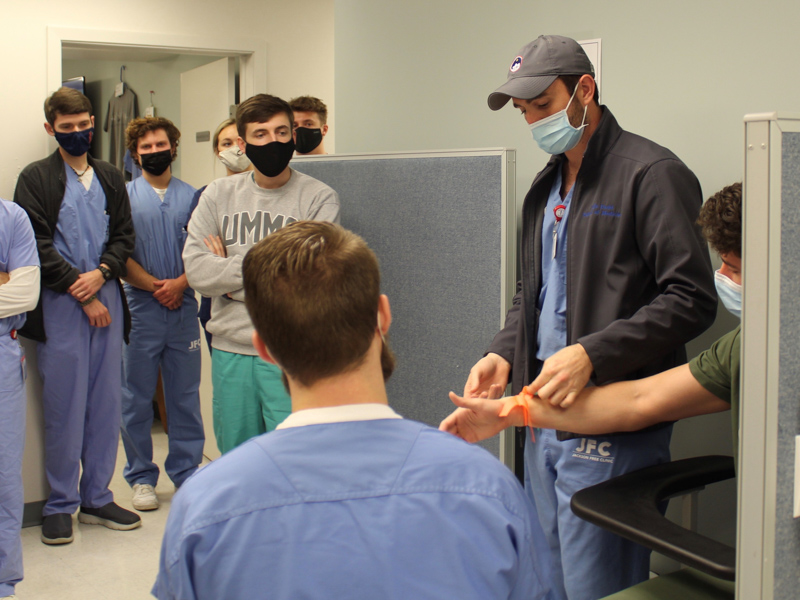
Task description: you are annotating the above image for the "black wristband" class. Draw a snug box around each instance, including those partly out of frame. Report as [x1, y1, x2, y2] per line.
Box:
[98, 265, 112, 281]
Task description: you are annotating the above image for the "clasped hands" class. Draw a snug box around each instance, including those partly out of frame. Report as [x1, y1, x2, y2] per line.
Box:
[68, 266, 109, 328]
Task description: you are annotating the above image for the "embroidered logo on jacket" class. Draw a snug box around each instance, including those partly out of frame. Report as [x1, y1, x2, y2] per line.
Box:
[582, 204, 621, 219]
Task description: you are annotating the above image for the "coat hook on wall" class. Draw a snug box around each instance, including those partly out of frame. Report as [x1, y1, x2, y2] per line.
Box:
[116, 65, 127, 97]
[145, 91, 156, 118]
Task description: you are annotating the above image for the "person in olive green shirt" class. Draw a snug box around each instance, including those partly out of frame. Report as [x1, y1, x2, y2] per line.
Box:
[441, 183, 743, 457]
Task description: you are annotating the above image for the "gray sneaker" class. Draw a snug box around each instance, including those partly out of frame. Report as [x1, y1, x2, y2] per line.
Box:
[131, 483, 159, 511]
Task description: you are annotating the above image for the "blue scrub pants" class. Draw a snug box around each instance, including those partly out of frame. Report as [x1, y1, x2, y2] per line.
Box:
[0, 335, 25, 595]
[37, 284, 123, 515]
[525, 425, 672, 600]
[121, 293, 203, 488]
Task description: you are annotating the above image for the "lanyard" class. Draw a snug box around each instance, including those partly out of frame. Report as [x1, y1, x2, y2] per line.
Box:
[552, 204, 566, 259]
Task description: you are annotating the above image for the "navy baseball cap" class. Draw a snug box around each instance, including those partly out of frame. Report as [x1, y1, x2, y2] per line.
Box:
[488, 35, 595, 111]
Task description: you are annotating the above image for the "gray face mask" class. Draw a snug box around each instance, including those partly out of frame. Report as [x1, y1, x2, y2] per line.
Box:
[218, 147, 251, 173]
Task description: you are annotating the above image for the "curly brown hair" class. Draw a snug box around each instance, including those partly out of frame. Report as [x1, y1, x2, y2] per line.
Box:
[697, 182, 741, 257]
[125, 117, 181, 156]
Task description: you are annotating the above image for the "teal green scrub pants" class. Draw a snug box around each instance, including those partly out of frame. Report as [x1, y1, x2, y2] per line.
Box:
[211, 349, 291, 454]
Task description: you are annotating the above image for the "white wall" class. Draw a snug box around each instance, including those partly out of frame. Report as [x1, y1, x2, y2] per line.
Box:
[2, 0, 334, 504]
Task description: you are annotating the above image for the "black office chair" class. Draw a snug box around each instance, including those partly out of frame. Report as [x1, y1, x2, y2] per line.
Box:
[570, 455, 736, 599]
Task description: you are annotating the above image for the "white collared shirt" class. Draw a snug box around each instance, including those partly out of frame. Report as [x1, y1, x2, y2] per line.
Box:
[276, 403, 402, 430]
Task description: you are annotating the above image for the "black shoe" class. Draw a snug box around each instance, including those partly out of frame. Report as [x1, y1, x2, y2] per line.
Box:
[78, 502, 142, 531]
[41, 513, 74, 545]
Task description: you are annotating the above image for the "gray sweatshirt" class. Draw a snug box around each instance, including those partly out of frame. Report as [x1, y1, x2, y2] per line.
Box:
[183, 169, 340, 355]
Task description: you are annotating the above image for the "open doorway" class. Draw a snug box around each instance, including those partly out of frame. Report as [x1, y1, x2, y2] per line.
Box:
[62, 44, 236, 180]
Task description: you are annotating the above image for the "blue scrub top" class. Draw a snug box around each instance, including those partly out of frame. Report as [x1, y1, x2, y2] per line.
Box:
[0, 200, 39, 336]
[154, 419, 550, 600]
[127, 176, 196, 283]
[53, 169, 108, 274]
[536, 170, 575, 361]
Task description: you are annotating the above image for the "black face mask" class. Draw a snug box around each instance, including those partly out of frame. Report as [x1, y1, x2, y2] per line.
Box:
[245, 139, 296, 177]
[294, 127, 323, 154]
[139, 149, 173, 176]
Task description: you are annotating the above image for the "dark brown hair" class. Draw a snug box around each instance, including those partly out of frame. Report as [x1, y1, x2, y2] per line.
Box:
[236, 94, 293, 138]
[697, 182, 742, 257]
[558, 75, 600, 104]
[125, 117, 181, 157]
[44, 87, 93, 126]
[243, 221, 394, 387]
[288, 96, 328, 126]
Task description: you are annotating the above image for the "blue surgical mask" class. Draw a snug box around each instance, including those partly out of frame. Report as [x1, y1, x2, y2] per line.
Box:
[54, 127, 94, 157]
[529, 84, 587, 155]
[714, 269, 741, 319]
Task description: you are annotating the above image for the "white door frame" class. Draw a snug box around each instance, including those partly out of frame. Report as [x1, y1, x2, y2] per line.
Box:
[46, 26, 265, 153]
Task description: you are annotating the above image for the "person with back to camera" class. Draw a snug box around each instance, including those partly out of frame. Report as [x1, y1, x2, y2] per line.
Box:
[189, 117, 254, 351]
[154, 221, 551, 600]
[459, 35, 717, 599]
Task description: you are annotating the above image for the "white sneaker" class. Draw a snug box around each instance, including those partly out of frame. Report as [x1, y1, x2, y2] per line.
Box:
[131, 483, 159, 511]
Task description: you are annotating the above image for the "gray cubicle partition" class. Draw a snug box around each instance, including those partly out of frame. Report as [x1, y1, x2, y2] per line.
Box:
[741, 113, 800, 600]
[292, 149, 516, 460]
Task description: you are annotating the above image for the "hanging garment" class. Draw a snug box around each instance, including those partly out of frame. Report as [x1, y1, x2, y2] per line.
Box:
[104, 86, 138, 171]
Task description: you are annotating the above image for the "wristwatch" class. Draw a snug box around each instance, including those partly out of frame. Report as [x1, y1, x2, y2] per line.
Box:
[97, 265, 112, 281]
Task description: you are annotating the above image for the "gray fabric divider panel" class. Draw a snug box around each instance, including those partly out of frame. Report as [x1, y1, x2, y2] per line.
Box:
[292, 153, 508, 457]
[775, 132, 800, 599]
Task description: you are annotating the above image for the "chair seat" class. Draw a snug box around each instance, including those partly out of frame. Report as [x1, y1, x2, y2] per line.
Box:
[601, 568, 734, 600]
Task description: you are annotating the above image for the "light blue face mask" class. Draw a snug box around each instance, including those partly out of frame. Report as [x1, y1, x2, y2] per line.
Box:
[715, 269, 741, 319]
[529, 83, 587, 155]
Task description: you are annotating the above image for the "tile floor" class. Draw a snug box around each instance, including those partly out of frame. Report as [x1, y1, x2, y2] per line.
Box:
[16, 426, 205, 600]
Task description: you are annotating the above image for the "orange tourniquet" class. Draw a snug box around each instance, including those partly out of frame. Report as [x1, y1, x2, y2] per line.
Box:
[498, 385, 536, 441]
